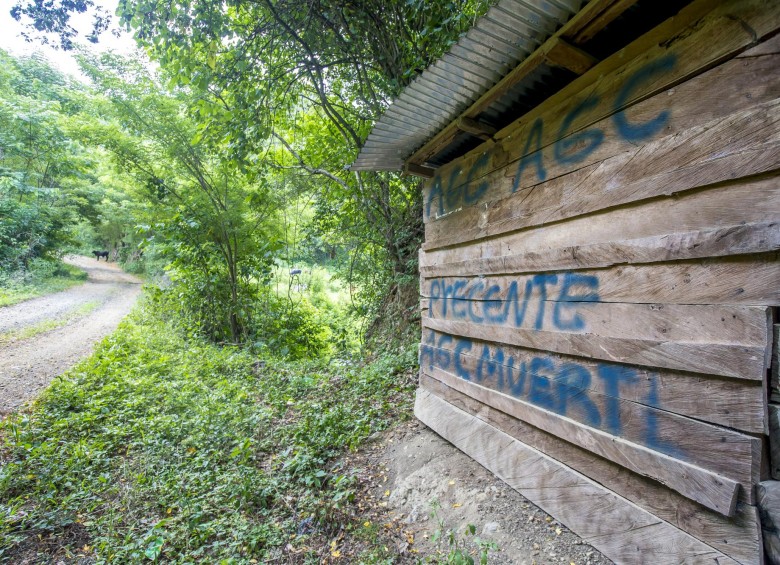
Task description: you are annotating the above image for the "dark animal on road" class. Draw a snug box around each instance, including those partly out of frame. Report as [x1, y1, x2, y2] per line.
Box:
[92, 250, 109, 261]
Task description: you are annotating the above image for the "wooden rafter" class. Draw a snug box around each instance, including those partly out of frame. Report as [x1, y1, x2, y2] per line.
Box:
[405, 0, 638, 173]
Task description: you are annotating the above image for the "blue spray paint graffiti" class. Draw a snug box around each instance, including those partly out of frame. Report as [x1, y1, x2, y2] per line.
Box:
[420, 330, 682, 459]
[425, 54, 678, 218]
[428, 272, 599, 331]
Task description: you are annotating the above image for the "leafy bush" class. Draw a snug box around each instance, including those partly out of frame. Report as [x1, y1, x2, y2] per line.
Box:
[0, 258, 87, 306]
[251, 292, 332, 360]
[0, 194, 72, 274]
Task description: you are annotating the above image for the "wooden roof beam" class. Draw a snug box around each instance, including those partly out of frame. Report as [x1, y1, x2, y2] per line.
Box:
[456, 117, 497, 141]
[405, 0, 639, 168]
[564, 0, 641, 45]
[404, 162, 436, 179]
[544, 39, 600, 75]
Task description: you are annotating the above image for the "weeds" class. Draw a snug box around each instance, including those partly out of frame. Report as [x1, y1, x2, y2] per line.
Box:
[0, 299, 102, 345]
[425, 500, 499, 565]
[0, 260, 87, 307]
[0, 297, 418, 563]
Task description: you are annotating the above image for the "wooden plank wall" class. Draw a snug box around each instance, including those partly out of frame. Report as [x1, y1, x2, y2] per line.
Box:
[414, 0, 780, 562]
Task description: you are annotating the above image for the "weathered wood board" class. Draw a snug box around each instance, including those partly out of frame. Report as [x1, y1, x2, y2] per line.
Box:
[772, 325, 780, 400]
[420, 177, 780, 276]
[421, 365, 749, 514]
[424, 69, 780, 249]
[422, 256, 780, 306]
[771, 404, 780, 481]
[413, 1, 780, 562]
[421, 378, 764, 564]
[421, 328, 767, 434]
[416, 390, 742, 564]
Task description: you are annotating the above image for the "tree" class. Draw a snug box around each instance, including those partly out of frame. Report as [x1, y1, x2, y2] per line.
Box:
[114, 0, 491, 327]
[10, 0, 495, 340]
[77, 53, 280, 342]
[0, 49, 97, 273]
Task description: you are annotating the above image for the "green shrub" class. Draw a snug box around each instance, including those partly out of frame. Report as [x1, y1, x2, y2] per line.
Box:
[251, 292, 332, 360]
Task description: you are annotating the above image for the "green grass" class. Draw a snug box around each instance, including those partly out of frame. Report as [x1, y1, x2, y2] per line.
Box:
[0, 296, 417, 563]
[0, 263, 88, 307]
[0, 300, 102, 345]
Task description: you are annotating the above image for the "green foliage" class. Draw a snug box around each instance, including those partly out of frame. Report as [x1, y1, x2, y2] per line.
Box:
[0, 259, 86, 307]
[0, 296, 418, 562]
[0, 49, 130, 285]
[426, 501, 499, 565]
[251, 292, 331, 360]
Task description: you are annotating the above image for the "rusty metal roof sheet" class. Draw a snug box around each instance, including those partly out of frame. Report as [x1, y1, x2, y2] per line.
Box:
[351, 0, 586, 171]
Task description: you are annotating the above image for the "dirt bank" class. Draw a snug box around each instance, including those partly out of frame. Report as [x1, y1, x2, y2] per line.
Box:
[350, 420, 612, 564]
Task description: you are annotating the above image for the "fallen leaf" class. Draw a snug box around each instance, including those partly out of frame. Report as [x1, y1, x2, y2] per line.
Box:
[331, 550, 341, 557]
[384, 490, 390, 497]
[363, 521, 371, 527]
[448, 480, 455, 486]
[555, 527, 562, 535]
[452, 503, 462, 508]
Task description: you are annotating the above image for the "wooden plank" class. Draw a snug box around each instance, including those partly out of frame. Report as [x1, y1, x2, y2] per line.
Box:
[419, 177, 780, 276]
[421, 328, 767, 433]
[414, 388, 741, 563]
[422, 294, 768, 356]
[456, 117, 496, 140]
[772, 325, 779, 395]
[422, 221, 780, 282]
[423, 313, 768, 382]
[771, 404, 780, 480]
[558, 0, 636, 44]
[420, 343, 762, 475]
[758, 481, 780, 564]
[404, 162, 435, 179]
[543, 39, 599, 75]
[422, 366, 746, 515]
[422, 3, 780, 222]
[423, 94, 780, 248]
[421, 256, 780, 307]
[421, 377, 763, 563]
[564, 0, 640, 44]
[738, 31, 780, 57]
[422, 293, 769, 346]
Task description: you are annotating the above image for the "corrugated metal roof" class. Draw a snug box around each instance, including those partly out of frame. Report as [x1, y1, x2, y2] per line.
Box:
[352, 0, 586, 171]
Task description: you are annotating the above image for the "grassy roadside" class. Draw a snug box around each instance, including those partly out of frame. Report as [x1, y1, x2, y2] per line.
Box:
[0, 262, 88, 307]
[0, 296, 418, 563]
[0, 300, 102, 345]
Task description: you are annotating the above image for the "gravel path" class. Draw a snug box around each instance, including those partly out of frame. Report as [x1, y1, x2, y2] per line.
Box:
[0, 256, 142, 415]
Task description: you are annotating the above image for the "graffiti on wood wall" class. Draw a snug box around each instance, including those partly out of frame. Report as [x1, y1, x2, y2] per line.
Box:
[425, 54, 678, 219]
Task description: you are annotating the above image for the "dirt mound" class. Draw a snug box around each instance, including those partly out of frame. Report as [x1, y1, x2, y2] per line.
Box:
[352, 420, 612, 564]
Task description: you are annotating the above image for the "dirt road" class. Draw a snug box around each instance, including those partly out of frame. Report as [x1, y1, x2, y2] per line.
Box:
[0, 256, 142, 415]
